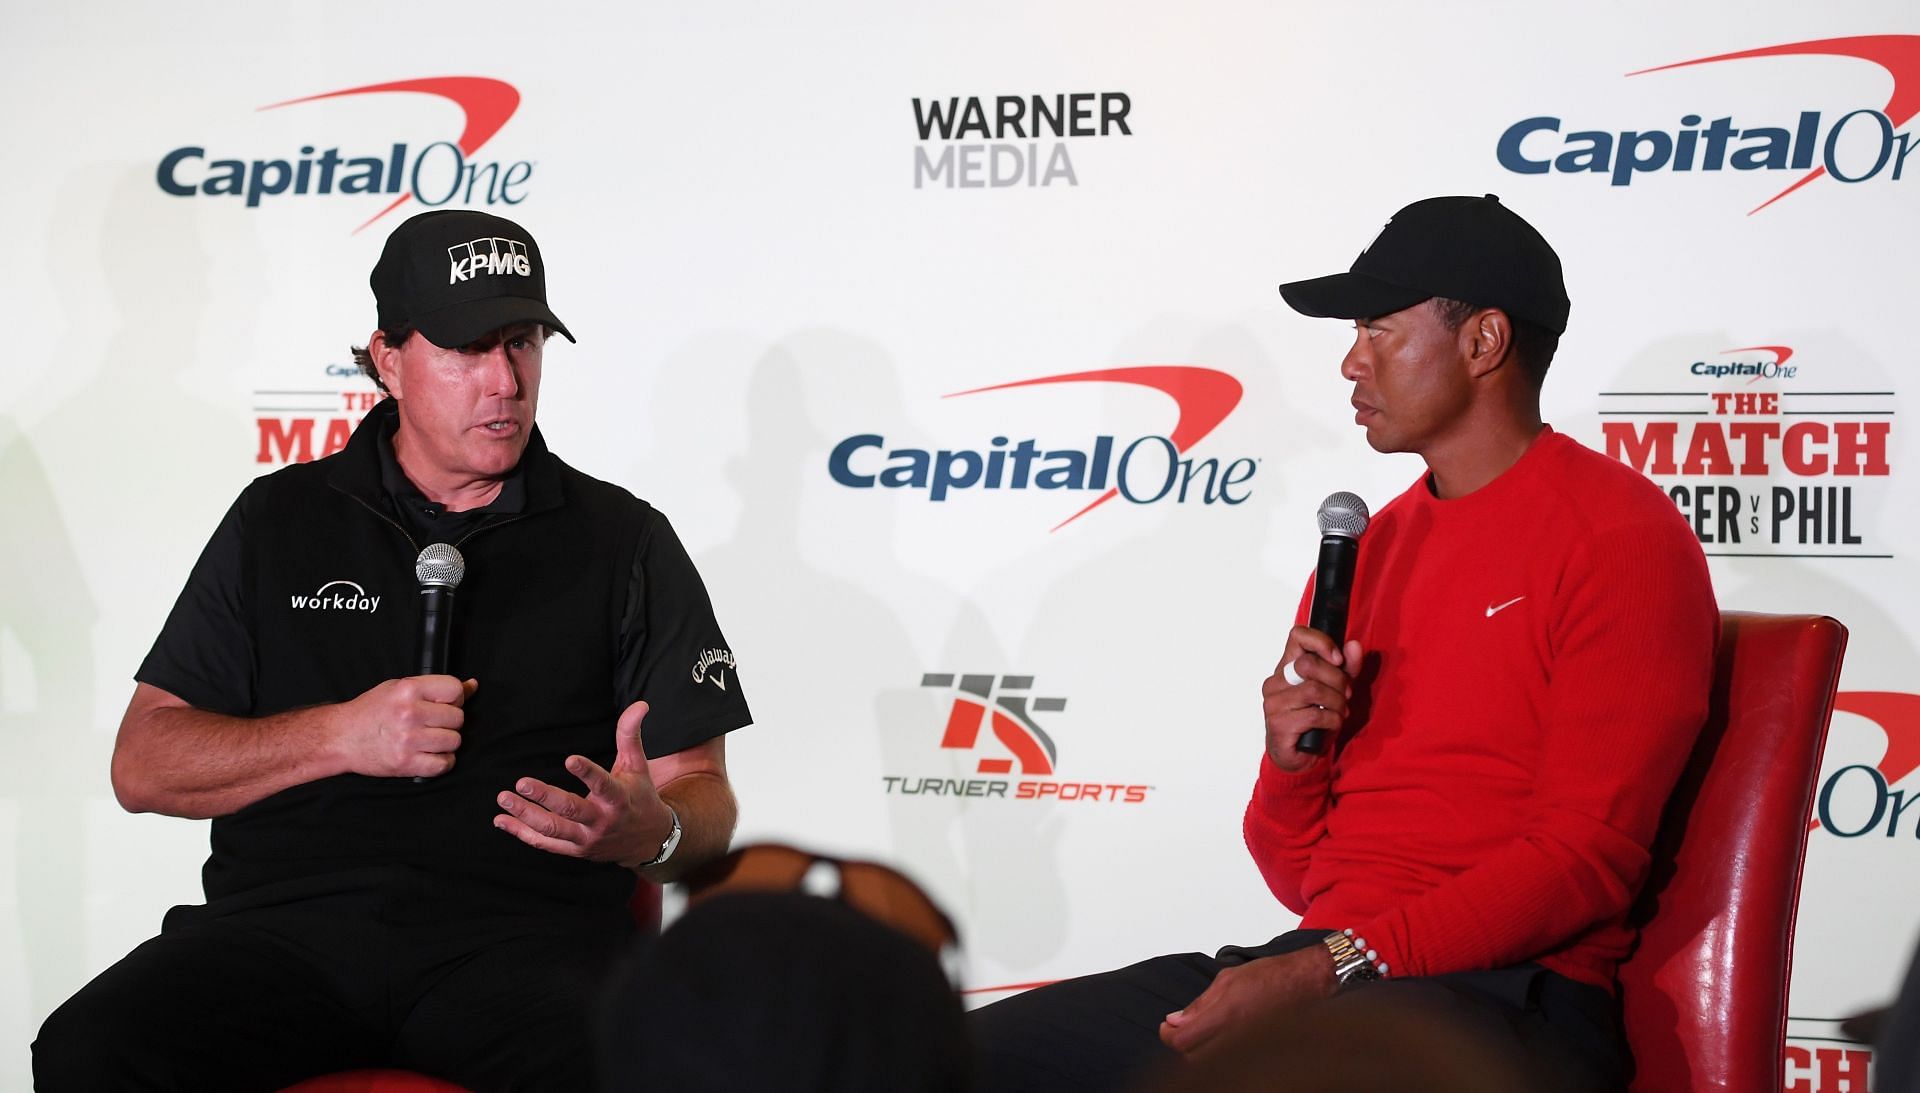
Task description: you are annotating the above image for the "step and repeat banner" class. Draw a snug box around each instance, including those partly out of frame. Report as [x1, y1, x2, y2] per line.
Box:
[2, 2, 1915, 1088]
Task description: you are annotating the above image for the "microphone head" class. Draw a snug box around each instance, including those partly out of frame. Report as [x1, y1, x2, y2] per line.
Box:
[1317, 491, 1370, 539]
[415, 543, 466, 589]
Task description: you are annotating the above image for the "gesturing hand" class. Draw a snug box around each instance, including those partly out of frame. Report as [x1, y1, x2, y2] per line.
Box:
[1159, 946, 1338, 1058]
[493, 699, 676, 868]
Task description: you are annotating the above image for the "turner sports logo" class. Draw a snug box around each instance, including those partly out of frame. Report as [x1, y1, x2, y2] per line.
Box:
[1599, 345, 1893, 556]
[1497, 35, 1920, 212]
[156, 77, 533, 232]
[882, 673, 1150, 804]
[291, 579, 381, 612]
[829, 366, 1255, 531]
[1812, 691, 1920, 838]
[912, 91, 1133, 189]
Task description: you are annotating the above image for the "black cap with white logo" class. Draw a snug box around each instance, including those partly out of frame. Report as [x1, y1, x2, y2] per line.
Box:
[371, 209, 576, 348]
[1278, 195, 1570, 335]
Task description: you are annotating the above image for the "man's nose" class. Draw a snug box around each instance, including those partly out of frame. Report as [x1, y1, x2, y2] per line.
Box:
[1340, 333, 1368, 381]
[480, 344, 520, 397]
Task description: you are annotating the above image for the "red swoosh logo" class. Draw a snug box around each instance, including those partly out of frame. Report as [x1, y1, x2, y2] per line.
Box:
[1811, 690, 1920, 831]
[1628, 35, 1920, 214]
[1720, 344, 1794, 384]
[260, 77, 521, 233]
[945, 366, 1243, 531]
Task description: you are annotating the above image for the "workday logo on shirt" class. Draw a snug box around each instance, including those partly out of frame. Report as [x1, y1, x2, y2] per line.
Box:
[290, 580, 382, 612]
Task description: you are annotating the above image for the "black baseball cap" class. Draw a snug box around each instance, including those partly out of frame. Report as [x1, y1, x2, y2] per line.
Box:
[1279, 195, 1570, 335]
[371, 209, 576, 347]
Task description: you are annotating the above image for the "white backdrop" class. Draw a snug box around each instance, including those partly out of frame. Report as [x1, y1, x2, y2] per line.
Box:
[2, 2, 1915, 1088]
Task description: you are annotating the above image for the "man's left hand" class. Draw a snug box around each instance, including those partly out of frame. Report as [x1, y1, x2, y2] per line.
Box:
[493, 699, 674, 868]
[1158, 945, 1338, 1057]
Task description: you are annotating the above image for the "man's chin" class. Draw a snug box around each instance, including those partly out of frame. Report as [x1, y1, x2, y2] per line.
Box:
[470, 438, 530, 475]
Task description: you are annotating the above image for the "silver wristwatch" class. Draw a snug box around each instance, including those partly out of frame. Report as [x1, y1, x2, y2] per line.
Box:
[1322, 929, 1385, 985]
[642, 806, 682, 868]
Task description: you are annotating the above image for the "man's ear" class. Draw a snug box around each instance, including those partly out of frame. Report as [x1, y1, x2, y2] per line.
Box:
[1462, 308, 1513, 380]
[368, 329, 404, 399]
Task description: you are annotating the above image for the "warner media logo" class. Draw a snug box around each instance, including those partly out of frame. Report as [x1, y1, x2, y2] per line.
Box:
[156, 77, 533, 232]
[912, 91, 1133, 189]
[829, 366, 1255, 531]
[882, 673, 1151, 804]
[1497, 35, 1920, 212]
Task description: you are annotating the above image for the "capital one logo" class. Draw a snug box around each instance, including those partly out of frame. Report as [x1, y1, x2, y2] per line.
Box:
[922, 673, 1061, 775]
[1498, 35, 1920, 213]
[448, 237, 530, 283]
[1812, 691, 1920, 837]
[157, 76, 533, 232]
[830, 366, 1256, 531]
[1690, 345, 1799, 384]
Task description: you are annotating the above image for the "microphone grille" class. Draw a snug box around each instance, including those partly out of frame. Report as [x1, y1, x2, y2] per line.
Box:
[1317, 491, 1370, 538]
[416, 543, 466, 589]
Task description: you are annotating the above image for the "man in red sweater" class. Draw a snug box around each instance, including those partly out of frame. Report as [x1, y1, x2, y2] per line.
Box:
[972, 195, 1717, 1091]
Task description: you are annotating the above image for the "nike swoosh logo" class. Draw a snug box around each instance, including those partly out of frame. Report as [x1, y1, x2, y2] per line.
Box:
[1486, 596, 1526, 617]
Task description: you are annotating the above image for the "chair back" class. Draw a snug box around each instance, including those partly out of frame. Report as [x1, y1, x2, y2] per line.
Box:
[1620, 612, 1847, 1092]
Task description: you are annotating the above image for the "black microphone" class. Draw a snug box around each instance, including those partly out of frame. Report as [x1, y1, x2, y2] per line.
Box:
[415, 543, 465, 676]
[1297, 492, 1369, 755]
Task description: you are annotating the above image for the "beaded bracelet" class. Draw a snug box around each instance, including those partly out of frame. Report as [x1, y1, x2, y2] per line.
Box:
[1322, 927, 1391, 984]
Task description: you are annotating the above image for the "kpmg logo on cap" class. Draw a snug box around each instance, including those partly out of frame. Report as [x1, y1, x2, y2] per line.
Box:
[828, 366, 1256, 530]
[911, 91, 1134, 189]
[448, 237, 531, 283]
[156, 77, 536, 233]
[882, 672, 1150, 804]
[1496, 35, 1920, 212]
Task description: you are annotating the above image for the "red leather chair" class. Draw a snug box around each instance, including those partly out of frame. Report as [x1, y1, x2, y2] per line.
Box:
[280, 880, 663, 1093]
[1619, 612, 1847, 1093]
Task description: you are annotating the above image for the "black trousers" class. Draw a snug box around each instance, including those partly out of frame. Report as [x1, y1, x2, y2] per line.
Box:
[969, 931, 1629, 1093]
[32, 867, 633, 1093]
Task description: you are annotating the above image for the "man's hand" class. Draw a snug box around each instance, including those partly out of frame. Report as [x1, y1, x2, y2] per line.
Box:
[493, 700, 675, 868]
[1159, 945, 1338, 1058]
[335, 675, 475, 779]
[1262, 627, 1364, 771]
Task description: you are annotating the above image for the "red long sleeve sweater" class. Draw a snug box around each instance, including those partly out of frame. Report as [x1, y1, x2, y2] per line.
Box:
[1243, 427, 1718, 991]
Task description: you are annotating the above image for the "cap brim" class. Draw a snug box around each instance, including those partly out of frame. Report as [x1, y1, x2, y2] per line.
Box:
[1278, 272, 1431, 321]
[411, 295, 576, 348]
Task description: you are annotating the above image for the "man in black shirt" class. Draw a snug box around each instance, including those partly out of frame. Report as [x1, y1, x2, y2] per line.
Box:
[34, 210, 753, 1091]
